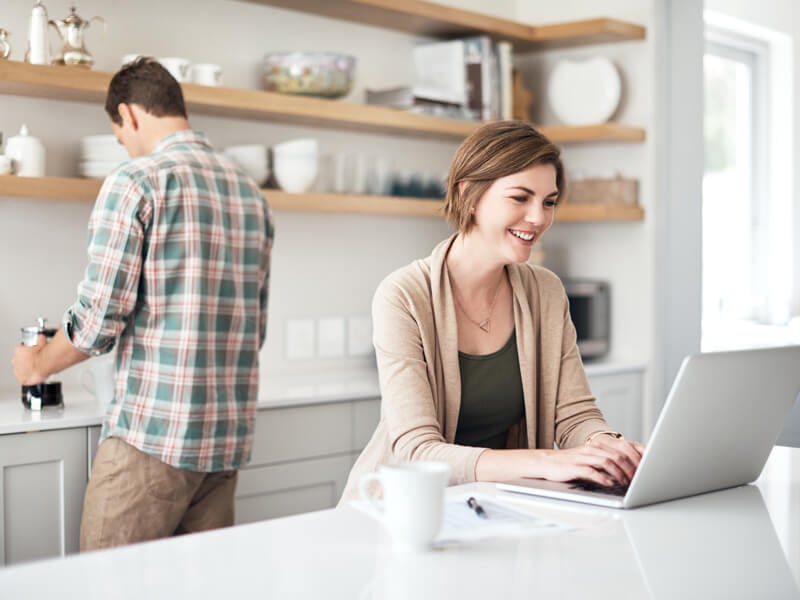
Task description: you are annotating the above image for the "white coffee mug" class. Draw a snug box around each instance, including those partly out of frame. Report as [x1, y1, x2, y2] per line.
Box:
[190, 63, 222, 86]
[359, 461, 450, 552]
[158, 57, 191, 82]
[80, 356, 115, 407]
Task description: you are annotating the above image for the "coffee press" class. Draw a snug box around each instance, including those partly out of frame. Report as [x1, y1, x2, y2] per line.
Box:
[20, 317, 63, 410]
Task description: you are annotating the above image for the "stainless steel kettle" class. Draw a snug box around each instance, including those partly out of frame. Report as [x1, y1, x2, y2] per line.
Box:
[49, 4, 104, 68]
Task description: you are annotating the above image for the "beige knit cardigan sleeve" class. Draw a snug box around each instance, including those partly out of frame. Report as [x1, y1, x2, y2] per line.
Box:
[338, 235, 610, 504]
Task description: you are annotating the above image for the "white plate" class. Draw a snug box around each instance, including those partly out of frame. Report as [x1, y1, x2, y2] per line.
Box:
[547, 57, 621, 126]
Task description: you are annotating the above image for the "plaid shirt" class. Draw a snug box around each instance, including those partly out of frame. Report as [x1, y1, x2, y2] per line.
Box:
[65, 130, 274, 472]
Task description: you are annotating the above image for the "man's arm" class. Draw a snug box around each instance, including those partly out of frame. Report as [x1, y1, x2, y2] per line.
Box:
[12, 329, 90, 386]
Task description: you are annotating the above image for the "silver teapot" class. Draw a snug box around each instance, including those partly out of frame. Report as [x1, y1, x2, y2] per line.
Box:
[50, 4, 104, 68]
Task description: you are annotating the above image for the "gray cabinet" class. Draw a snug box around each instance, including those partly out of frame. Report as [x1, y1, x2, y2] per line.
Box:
[234, 397, 381, 524]
[0, 428, 87, 565]
[587, 368, 644, 441]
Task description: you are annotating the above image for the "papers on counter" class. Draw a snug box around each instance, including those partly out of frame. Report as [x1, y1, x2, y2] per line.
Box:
[351, 493, 571, 545]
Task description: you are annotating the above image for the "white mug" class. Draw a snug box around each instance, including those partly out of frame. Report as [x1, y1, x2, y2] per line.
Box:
[80, 356, 116, 407]
[158, 57, 191, 82]
[359, 461, 450, 552]
[190, 63, 223, 86]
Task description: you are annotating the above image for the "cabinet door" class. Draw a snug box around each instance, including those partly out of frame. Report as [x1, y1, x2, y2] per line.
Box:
[234, 454, 352, 524]
[587, 371, 643, 441]
[0, 428, 88, 565]
[351, 397, 381, 451]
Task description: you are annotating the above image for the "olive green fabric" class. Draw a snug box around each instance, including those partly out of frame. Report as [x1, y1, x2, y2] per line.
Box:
[455, 331, 524, 449]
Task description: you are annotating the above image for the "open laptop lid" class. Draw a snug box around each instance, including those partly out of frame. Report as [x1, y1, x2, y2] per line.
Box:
[498, 345, 800, 509]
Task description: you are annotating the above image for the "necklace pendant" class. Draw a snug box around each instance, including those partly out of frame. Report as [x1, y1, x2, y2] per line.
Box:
[479, 319, 490, 333]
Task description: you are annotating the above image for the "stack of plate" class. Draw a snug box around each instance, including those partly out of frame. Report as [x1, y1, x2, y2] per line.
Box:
[79, 135, 129, 179]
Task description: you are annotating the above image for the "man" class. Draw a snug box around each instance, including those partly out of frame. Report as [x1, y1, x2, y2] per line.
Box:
[12, 58, 274, 550]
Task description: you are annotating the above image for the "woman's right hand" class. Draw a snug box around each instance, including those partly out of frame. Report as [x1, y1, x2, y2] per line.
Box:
[476, 443, 642, 487]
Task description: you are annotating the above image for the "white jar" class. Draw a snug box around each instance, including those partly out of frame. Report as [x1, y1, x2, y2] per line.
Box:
[5, 124, 45, 177]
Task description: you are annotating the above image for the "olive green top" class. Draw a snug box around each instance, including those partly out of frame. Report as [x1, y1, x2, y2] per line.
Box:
[455, 330, 525, 449]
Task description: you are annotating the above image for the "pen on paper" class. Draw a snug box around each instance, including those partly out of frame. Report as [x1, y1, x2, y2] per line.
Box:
[467, 496, 488, 518]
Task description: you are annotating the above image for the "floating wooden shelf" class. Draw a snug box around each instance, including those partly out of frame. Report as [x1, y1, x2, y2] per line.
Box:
[0, 61, 645, 143]
[0, 176, 644, 221]
[243, 0, 646, 50]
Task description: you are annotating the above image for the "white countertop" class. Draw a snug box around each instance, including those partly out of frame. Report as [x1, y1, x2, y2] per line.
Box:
[0, 362, 643, 436]
[0, 369, 381, 435]
[0, 445, 797, 599]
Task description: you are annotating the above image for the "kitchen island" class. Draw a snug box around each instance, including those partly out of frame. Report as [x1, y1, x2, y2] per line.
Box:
[0, 446, 797, 599]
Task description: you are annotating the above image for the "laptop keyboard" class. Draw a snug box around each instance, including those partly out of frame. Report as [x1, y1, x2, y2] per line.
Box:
[569, 479, 629, 496]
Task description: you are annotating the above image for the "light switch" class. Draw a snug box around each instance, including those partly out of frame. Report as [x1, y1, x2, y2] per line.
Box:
[347, 316, 373, 356]
[286, 319, 315, 360]
[318, 317, 346, 358]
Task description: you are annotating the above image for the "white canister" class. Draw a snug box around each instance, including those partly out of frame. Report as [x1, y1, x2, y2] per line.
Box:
[5, 124, 45, 177]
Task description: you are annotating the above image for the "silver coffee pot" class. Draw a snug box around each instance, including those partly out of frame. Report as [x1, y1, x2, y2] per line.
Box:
[50, 4, 104, 68]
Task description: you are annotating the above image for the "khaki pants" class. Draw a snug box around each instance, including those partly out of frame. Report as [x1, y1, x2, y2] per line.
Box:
[80, 437, 238, 552]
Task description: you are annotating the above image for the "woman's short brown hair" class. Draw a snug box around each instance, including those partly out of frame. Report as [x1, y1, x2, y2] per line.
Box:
[443, 120, 564, 234]
[105, 57, 188, 125]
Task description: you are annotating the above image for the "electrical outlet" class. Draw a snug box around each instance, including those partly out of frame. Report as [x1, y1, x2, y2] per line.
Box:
[286, 319, 315, 360]
[347, 316, 373, 356]
[318, 317, 346, 358]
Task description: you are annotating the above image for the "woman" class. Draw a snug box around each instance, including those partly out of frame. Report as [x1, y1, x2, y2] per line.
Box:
[339, 121, 644, 503]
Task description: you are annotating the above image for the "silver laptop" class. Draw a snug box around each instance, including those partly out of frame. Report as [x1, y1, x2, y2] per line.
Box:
[497, 345, 800, 509]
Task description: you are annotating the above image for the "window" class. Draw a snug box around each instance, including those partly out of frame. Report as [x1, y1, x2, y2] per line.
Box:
[702, 18, 795, 351]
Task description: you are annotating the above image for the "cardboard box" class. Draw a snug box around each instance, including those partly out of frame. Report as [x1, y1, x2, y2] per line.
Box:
[567, 177, 639, 206]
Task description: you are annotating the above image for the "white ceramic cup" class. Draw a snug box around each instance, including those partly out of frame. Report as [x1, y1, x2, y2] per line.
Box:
[190, 63, 223, 86]
[359, 461, 450, 552]
[158, 57, 191, 82]
[0, 155, 12, 175]
[80, 356, 115, 407]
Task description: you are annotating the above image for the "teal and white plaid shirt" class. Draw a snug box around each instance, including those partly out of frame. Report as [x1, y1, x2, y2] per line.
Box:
[65, 130, 274, 472]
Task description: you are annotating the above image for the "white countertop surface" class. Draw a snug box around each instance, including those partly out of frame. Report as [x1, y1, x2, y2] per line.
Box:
[0, 369, 381, 435]
[0, 445, 796, 599]
[0, 363, 644, 436]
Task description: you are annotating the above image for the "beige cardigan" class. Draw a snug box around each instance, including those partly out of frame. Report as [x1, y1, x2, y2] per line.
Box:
[339, 235, 610, 503]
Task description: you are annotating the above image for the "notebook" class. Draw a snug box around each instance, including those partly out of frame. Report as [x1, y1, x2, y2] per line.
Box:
[498, 345, 800, 508]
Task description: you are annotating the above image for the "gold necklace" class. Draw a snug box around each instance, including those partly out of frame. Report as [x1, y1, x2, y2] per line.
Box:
[452, 273, 505, 333]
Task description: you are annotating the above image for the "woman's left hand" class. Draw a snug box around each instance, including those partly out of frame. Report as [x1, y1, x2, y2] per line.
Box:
[586, 434, 645, 484]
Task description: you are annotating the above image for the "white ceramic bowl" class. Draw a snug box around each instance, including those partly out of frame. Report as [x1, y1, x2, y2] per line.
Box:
[273, 154, 319, 193]
[272, 137, 319, 157]
[224, 144, 269, 186]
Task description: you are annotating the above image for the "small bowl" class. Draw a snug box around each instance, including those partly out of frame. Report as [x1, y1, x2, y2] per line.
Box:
[263, 52, 355, 99]
[273, 154, 319, 193]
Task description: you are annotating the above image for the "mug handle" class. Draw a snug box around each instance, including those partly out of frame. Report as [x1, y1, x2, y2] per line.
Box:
[359, 472, 384, 513]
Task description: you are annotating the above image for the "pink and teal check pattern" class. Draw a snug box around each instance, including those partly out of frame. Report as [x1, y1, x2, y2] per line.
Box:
[65, 130, 274, 472]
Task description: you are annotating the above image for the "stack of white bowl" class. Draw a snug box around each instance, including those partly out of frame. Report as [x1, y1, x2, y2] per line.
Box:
[79, 135, 129, 179]
[272, 138, 319, 193]
[223, 144, 269, 187]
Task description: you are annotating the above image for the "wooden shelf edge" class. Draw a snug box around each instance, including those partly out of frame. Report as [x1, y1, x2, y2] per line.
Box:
[243, 1, 646, 50]
[0, 176, 644, 222]
[0, 62, 644, 143]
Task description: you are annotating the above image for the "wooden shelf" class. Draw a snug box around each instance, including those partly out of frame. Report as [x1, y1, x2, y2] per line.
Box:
[0, 61, 645, 143]
[0, 176, 643, 221]
[244, 0, 646, 50]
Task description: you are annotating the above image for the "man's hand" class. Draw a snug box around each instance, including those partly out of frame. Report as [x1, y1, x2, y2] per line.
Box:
[12, 334, 48, 386]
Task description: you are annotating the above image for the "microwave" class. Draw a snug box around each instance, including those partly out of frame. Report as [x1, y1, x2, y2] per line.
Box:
[562, 279, 610, 360]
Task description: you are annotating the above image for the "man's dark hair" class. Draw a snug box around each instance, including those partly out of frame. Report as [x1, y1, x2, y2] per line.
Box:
[105, 57, 188, 125]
